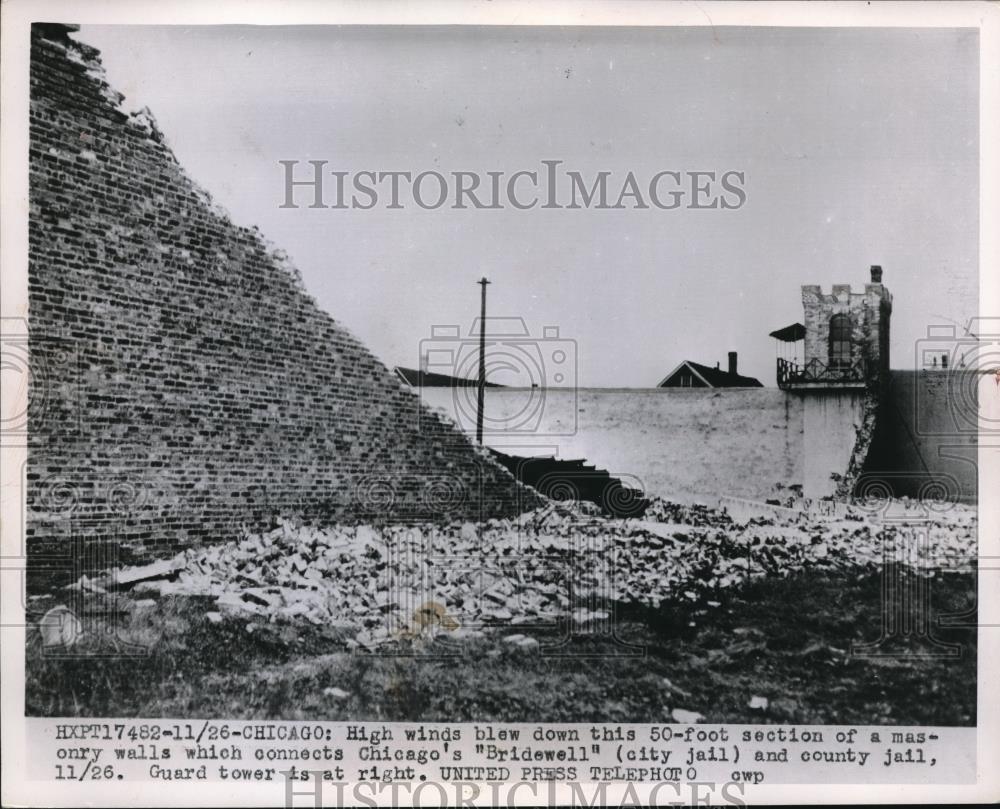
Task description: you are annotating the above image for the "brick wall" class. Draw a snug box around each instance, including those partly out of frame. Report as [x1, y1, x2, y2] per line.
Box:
[26, 24, 541, 586]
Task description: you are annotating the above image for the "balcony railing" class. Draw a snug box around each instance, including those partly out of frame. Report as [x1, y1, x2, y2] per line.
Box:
[777, 356, 872, 388]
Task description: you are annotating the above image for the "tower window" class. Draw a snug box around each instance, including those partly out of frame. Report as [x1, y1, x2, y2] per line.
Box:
[828, 313, 852, 369]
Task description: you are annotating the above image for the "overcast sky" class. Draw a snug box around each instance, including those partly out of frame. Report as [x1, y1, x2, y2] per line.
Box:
[76, 24, 978, 387]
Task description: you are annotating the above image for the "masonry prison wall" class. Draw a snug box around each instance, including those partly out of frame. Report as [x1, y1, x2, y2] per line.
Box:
[417, 387, 805, 504]
[24, 24, 541, 587]
[861, 370, 981, 503]
[801, 390, 868, 500]
[420, 376, 982, 506]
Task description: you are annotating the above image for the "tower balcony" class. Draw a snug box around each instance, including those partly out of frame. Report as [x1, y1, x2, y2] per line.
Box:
[777, 356, 873, 389]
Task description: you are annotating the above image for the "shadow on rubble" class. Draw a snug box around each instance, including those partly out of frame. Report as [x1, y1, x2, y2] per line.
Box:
[487, 448, 650, 518]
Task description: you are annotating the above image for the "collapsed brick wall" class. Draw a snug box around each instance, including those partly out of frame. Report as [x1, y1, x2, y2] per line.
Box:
[26, 24, 542, 585]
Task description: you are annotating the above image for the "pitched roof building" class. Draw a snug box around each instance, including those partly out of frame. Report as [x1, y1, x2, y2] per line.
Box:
[657, 352, 763, 388]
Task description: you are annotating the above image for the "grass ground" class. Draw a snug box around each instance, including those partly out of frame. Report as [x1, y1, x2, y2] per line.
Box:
[25, 568, 976, 724]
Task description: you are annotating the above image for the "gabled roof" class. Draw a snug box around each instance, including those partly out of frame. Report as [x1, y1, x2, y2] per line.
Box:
[394, 366, 505, 389]
[657, 360, 763, 388]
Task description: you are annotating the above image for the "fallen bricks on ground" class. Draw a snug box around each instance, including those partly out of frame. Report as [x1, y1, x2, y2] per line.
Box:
[80, 495, 975, 650]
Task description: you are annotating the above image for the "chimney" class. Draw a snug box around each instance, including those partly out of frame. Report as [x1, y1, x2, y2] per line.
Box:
[870, 265, 883, 284]
[728, 351, 738, 375]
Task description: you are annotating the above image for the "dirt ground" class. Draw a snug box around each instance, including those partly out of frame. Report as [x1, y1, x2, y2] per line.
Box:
[25, 567, 976, 725]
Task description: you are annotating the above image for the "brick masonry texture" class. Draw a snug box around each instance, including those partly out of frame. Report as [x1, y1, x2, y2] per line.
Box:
[800, 282, 892, 377]
[26, 24, 542, 587]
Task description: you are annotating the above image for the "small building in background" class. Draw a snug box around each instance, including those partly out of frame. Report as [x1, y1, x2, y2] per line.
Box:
[657, 352, 763, 388]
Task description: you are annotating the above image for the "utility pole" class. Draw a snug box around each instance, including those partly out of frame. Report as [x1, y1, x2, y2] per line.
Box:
[476, 277, 490, 444]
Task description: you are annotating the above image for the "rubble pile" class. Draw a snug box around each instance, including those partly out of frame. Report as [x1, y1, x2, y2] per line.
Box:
[110, 497, 976, 649]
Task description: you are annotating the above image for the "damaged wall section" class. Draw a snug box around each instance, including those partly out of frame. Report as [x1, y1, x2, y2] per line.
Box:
[26, 24, 541, 586]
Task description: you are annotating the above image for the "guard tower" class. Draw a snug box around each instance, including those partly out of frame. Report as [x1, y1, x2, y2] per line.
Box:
[778, 265, 892, 389]
[779, 266, 892, 498]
